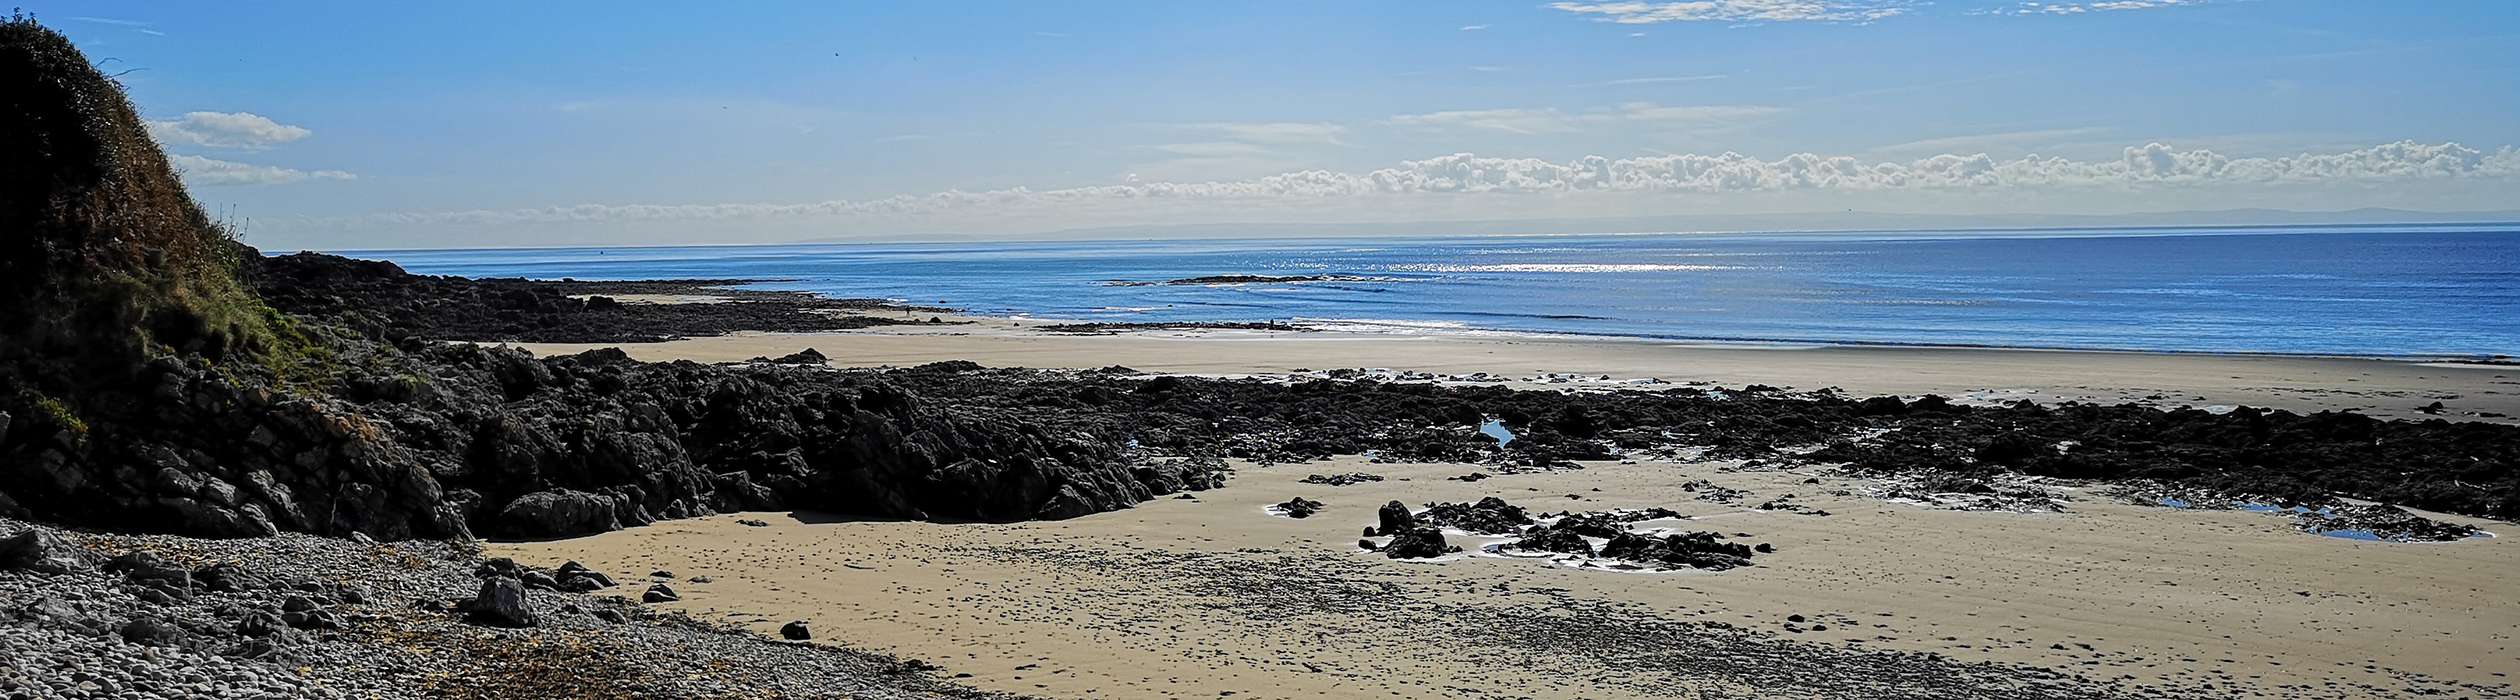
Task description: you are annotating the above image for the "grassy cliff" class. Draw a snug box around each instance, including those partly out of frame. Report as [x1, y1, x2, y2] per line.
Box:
[0, 15, 318, 431]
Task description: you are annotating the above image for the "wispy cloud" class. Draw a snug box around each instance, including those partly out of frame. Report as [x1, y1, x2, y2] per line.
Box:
[1387, 103, 1786, 134]
[145, 112, 314, 150]
[66, 16, 151, 27]
[1547, 1, 1914, 25]
[1460, 24, 1491, 31]
[304, 141, 2519, 228]
[1586, 74, 1729, 87]
[874, 134, 933, 143]
[1469, 65, 1509, 72]
[1182, 122, 1349, 146]
[171, 155, 354, 186]
[1979, 0, 2210, 16]
[1866, 126, 2114, 156]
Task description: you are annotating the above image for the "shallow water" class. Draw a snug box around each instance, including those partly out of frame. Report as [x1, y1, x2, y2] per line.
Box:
[348, 224, 2520, 356]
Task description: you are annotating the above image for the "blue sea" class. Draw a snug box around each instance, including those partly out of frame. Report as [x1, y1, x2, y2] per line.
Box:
[343, 225, 2520, 358]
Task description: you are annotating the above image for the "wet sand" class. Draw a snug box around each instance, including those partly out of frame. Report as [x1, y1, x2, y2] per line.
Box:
[507, 317, 2520, 423]
[497, 457, 2519, 699]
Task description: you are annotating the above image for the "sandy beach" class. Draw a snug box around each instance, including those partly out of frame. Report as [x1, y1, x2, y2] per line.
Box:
[493, 321, 2520, 699]
[511, 317, 2520, 424]
[498, 456, 2517, 699]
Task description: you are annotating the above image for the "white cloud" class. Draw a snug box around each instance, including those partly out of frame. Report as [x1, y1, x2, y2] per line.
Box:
[1547, 1, 1912, 24]
[146, 112, 313, 149]
[1184, 122, 1349, 146]
[1866, 127, 2115, 157]
[1589, 74, 1728, 86]
[1982, 0, 2208, 15]
[1387, 103, 1786, 134]
[1151, 142, 1275, 158]
[1460, 24, 1490, 30]
[316, 141, 2517, 227]
[170, 155, 355, 186]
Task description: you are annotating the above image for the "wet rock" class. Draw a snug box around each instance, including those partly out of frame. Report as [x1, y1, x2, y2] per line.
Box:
[781, 620, 811, 640]
[1299, 473, 1383, 486]
[1418, 497, 1533, 535]
[1380, 528, 1457, 559]
[1598, 531, 1756, 571]
[1272, 497, 1324, 518]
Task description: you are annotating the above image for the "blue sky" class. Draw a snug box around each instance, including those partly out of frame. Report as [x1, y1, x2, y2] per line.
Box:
[34, 0, 2520, 248]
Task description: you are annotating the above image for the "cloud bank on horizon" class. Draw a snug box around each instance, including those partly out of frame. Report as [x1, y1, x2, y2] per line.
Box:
[286, 139, 2516, 230]
[36, 0, 2520, 247]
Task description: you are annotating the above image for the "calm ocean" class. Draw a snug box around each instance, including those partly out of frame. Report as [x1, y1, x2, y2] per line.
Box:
[343, 225, 2520, 358]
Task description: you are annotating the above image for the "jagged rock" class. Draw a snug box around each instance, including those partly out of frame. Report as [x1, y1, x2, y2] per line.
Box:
[234, 610, 287, 638]
[781, 620, 812, 640]
[1418, 497, 1533, 535]
[193, 562, 261, 592]
[0, 528, 92, 573]
[464, 577, 537, 628]
[1272, 497, 1324, 518]
[1598, 531, 1756, 571]
[1376, 501, 1417, 534]
[1380, 528, 1456, 559]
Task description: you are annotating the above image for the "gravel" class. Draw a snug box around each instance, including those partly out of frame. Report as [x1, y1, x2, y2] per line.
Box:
[0, 518, 1023, 700]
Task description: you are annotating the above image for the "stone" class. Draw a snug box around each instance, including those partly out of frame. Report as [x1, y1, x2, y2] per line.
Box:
[780, 620, 811, 640]
[494, 489, 618, 538]
[643, 584, 680, 604]
[119, 617, 186, 647]
[464, 577, 538, 628]
[1380, 528, 1455, 559]
[1375, 501, 1417, 534]
[0, 529, 93, 574]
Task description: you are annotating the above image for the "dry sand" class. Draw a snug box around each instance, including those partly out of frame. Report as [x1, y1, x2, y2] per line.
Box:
[493, 321, 2520, 698]
[510, 317, 2520, 424]
[498, 458, 2518, 699]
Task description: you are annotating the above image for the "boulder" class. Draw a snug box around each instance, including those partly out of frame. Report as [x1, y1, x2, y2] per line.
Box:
[465, 577, 538, 628]
[0, 528, 93, 574]
[1380, 528, 1455, 559]
[780, 620, 811, 640]
[1375, 501, 1417, 534]
[643, 583, 680, 603]
[495, 489, 618, 537]
[1272, 497, 1324, 518]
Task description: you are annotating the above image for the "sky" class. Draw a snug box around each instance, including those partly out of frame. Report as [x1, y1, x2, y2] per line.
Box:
[33, 0, 2520, 249]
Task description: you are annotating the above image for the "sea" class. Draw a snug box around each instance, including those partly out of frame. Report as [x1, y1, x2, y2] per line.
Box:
[343, 224, 2520, 358]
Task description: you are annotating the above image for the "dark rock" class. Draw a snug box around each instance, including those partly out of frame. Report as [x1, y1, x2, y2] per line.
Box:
[1299, 473, 1383, 486]
[234, 611, 286, 638]
[0, 528, 92, 574]
[1272, 497, 1324, 518]
[781, 620, 812, 640]
[1380, 528, 1457, 559]
[1375, 501, 1417, 534]
[1598, 531, 1756, 571]
[119, 617, 186, 647]
[520, 570, 562, 591]
[736, 518, 770, 527]
[643, 583, 680, 603]
[1418, 497, 1533, 535]
[464, 577, 538, 628]
[496, 489, 619, 538]
[104, 552, 192, 596]
[193, 562, 260, 593]
[281, 595, 321, 613]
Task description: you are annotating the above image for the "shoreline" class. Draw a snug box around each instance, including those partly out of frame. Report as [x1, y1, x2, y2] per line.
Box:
[509, 313, 2520, 424]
